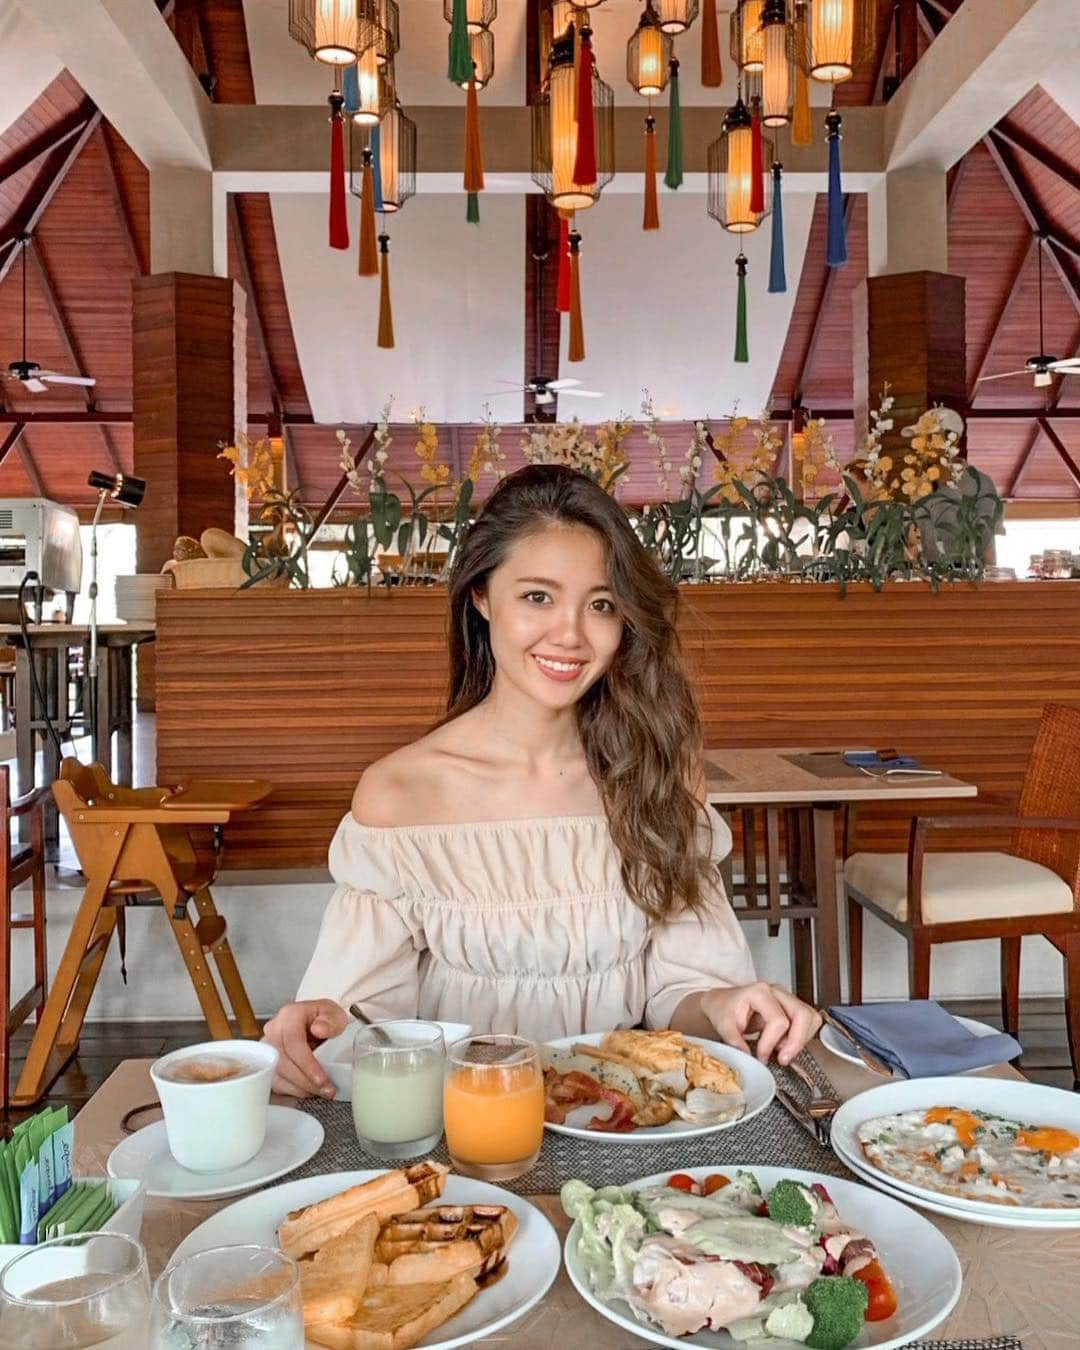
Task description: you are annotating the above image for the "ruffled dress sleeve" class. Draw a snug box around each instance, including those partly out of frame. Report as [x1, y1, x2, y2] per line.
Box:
[294, 816, 426, 1019]
[643, 810, 756, 1029]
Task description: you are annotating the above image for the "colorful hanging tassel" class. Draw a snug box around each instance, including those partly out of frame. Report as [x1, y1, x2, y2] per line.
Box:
[749, 95, 765, 215]
[826, 111, 848, 267]
[328, 92, 349, 250]
[359, 146, 378, 276]
[572, 26, 597, 186]
[466, 192, 480, 223]
[464, 73, 484, 206]
[377, 234, 394, 349]
[370, 123, 384, 213]
[734, 253, 749, 363]
[643, 116, 660, 231]
[768, 161, 786, 293]
[568, 228, 585, 363]
[792, 64, 813, 146]
[556, 215, 571, 314]
[448, 0, 473, 85]
[342, 65, 359, 116]
[664, 59, 684, 190]
[700, 0, 723, 87]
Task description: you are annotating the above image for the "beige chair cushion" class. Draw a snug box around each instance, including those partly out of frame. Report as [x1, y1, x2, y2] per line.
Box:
[844, 850, 1075, 924]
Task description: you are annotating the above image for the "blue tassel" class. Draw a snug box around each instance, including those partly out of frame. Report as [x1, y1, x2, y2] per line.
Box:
[768, 162, 786, 293]
[342, 64, 359, 116]
[370, 123, 384, 212]
[826, 111, 847, 268]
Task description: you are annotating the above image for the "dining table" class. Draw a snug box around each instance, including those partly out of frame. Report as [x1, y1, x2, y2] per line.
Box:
[71, 1040, 1070, 1349]
[705, 748, 978, 1010]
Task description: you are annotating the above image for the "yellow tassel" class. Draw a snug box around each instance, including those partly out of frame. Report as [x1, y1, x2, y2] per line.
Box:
[377, 234, 394, 349]
[464, 77, 484, 193]
[568, 229, 585, 363]
[643, 117, 659, 231]
[792, 65, 813, 146]
[359, 149, 378, 277]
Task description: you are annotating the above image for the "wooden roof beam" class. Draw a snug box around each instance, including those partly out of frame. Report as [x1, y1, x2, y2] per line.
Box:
[0, 109, 92, 189]
[97, 126, 146, 277]
[17, 438, 45, 497]
[0, 424, 26, 470]
[993, 121, 1080, 197]
[1040, 418, 1080, 492]
[793, 198, 853, 405]
[968, 234, 1036, 402]
[1004, 422, 1043, 498]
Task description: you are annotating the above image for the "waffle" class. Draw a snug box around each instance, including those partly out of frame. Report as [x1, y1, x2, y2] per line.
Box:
[373, 1204, 518, 1284]
[278, 1162, 449, 1260]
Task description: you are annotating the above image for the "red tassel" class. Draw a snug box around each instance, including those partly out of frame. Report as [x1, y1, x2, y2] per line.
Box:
[568, 229, 585, 363]
[328, 92, 349, 250]
[750, 98, 764, 215]
[464, 76, 484, 193]
[556, 215, 571, 313]
[572, 27, 597, 186]
[643, 117, 659, 231]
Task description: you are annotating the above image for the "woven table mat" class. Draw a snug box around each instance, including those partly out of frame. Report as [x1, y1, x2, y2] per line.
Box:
[905, 1340, 1022, 1350]
[293, 1052, 853, 1194]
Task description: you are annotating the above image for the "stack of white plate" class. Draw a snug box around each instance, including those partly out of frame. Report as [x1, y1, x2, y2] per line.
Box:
[831, 1075, 1080, 1229]
[114, 573, 172, 623]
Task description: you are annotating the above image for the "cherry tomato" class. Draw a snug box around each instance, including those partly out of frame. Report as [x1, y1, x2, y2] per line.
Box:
[668, 1173, 695, 1192]
[853, 1260, 899, 1322]
[702, 1174, 730, 1195]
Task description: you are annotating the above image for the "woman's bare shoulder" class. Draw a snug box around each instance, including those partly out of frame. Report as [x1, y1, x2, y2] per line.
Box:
[350, 720, 482, 827]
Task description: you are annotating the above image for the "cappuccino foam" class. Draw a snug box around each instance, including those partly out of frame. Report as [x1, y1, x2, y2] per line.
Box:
[160, 1054, 260, 1084]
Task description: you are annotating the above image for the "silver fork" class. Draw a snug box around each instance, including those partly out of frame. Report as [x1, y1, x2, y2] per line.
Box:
[784, 1059, 841, 1146]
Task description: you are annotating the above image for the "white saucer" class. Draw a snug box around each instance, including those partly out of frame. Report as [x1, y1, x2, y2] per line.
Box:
[820, 1014, 1005, 1076]
[107, 1106, 324, 1200]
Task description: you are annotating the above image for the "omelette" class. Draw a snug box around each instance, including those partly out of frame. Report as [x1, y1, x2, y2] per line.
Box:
[857, 1106, 1080, 1208]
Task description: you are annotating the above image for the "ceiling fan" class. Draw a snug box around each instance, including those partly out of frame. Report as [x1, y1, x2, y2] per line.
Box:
[4, 235, 96, 395]
[978, 236, 1080, 390]
[486, 377, 603, 406]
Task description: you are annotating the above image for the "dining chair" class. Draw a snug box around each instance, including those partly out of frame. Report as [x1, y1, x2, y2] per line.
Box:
[843, 701, 1080, 1086]
[0, 765, 47, 1108]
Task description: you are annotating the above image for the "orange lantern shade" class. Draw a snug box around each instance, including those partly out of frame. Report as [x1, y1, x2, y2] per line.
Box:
[707, 95, 773, 232]
[627, 3, 672, 98]
[730, 0, 765, 74]
[798, 0, 875, 83]
[288, 0, 360, 64]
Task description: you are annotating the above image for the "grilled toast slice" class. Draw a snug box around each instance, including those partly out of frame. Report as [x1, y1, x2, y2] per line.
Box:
[278, 1163, 449, 1260]
[375, 1204, 518, 1284]
[300, 1213, 379, 1325]
[307, 1273, 478, 1350]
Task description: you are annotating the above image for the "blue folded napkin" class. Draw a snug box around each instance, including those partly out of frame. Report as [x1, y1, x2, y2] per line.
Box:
[827, 1000, 1021, 1078]
[843, 751, 922, 769]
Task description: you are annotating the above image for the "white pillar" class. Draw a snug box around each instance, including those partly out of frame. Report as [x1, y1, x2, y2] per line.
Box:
[867, 167, 949, 278]
[149, 168, 218, 275]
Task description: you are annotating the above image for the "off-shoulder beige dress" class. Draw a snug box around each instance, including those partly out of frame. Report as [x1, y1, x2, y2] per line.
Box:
[296, 812, 756, 1043]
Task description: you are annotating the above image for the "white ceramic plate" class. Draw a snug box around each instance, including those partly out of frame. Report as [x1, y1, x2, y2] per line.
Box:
[831, 1076, 1080, 1220]
[564, 1164, 961, 1349]
[107, 1106, 324, 1200]
[836, 1140, 1080, 1231]
[820, 1015, 1005, 1076]
[542, 1033, 774, 1143]
[171, 1170, 561, 1350]
[315, 1021, 472, 1102]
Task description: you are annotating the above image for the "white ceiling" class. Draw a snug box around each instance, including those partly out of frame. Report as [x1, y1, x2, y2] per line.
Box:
[246, 0, 823, 423]
[0, 0, 62, 138]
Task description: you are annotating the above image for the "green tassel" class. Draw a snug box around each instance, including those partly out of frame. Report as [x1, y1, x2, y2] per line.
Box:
[466, 191, 480, 224]
[664, 59, 683, 190]
[448, 0, 473, 85]
[734, 253, 749, 363]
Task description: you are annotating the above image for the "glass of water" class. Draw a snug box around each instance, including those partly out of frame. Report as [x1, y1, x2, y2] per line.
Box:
[0, 1232, 150, 1349]
[150, 1245, 302, 1348]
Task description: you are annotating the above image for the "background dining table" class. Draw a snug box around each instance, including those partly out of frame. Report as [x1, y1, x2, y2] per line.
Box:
[705, 748, 978, 1009]
[71, 1042, 1071, 1349]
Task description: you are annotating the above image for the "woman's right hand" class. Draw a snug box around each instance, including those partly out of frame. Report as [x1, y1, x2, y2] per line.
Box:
[262, 999, 348, 1098]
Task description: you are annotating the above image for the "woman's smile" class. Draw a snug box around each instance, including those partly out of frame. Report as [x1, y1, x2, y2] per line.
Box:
[532, 653, 589, 683]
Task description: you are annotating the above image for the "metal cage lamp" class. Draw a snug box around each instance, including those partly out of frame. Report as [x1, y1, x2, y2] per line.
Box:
[351, 45, 395, 125]
[627, 3, 672, 98]
[730, 0, 765, 73]
[288, 0, 361, 65]
[656, 0, 699, 34]
[707, 95, 774, 232]
[796, 0, 876, 83]
[531, 28, 614, 213]
[452, 26, 496, 89]
[358, 0, 400, 65]
[444, 0, 497, 32]
[759, 0, 794, 126]
[350, 101, 417, 212]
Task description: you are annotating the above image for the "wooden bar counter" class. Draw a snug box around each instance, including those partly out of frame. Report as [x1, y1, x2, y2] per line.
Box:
[155, 581, 1080, 871]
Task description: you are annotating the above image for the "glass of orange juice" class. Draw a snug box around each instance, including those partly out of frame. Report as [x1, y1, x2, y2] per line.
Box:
[443, 1035, 544, 1181]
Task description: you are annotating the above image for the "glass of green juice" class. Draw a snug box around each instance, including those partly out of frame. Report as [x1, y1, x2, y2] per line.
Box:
[351, 1020, 447, 1158]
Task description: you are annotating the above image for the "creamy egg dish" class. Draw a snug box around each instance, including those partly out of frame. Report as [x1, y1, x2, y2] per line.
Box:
[857, 1107, 1080, 1208]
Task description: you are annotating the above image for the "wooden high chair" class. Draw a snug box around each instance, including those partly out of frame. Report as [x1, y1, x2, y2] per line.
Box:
[12, 759, 273, 1108]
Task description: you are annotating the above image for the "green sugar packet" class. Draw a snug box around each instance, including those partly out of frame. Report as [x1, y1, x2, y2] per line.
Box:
[38, 1181, 88, 1243]
[51, 1183, 110, 1238]
[1, 1141, 20, 1242]
[0, 1143, 17, 1244]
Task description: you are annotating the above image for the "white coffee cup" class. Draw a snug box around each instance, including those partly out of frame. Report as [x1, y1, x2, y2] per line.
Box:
[150, 1040, 278, 1173]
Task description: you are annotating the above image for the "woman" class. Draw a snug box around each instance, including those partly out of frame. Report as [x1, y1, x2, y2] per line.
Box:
[265, 465, 820, 1097]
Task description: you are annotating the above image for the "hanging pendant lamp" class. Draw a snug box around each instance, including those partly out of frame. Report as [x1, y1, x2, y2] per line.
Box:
[760, 0, 793, 126]
[656, 0, 699, 35]
[453, 26, 495, 88]
[352, 100, 416, 213]
[797, 0, 875, 83]
[289, 0, 360, 65]
[444, 0, 496, 33]
[352, 46, 394, 125]
[707, 91, 773, 233]
[531, 26, 614, 213]
[730, 0, 765, 74]
[627, 1, 672, 98]
[357, 0, 400, 66]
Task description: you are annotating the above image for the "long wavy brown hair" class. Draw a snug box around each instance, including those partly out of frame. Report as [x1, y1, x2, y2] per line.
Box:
[443, 464, 713, 922]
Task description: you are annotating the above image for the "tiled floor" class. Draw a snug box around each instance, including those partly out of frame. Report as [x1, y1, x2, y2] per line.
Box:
[1, 998, 1073, 1138]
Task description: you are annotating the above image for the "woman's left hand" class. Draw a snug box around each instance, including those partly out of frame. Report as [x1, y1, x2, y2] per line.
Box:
[698, 982, 822, 1066]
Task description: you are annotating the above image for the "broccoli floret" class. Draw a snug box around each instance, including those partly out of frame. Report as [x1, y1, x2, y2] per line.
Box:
[802, 1276, 870, 1350]
[766, 1179, 818, 1230]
